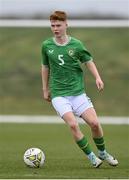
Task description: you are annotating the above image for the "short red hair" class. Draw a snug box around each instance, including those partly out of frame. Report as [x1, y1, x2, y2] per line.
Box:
[50, 11, 67, 21]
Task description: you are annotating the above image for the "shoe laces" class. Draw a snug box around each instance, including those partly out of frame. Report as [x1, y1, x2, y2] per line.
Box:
[100, 152, 113, 160]
[91, 154, 97, 165]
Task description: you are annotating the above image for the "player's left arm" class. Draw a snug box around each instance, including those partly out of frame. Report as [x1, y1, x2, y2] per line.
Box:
[86, 61, 104, 91]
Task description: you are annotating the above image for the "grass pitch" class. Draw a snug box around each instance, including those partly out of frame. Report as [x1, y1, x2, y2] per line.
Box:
[0, 123, 128, 179]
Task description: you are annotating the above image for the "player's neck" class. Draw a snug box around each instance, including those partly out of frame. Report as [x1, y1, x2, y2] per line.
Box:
[54, 35, 69, 45]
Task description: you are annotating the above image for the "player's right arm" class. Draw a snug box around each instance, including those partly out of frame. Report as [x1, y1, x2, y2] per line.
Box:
[41, 42, 51, 102]
[41, 65, 51, 102]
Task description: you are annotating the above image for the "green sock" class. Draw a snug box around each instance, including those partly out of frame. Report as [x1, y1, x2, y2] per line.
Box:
[93, 137, 105, 151]
[76, 136, 92, 155]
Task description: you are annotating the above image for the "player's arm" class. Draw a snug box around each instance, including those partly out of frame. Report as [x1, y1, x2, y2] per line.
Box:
[41, 65, 51, 102]
[41, 42, 51, 102]
[86, 61, 104, 91]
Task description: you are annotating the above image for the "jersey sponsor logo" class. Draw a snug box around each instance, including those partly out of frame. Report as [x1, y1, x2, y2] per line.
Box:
[48, 49, 54, 54]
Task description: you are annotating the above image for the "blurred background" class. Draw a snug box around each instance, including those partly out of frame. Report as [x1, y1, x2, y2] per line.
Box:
[0, 0, 129, 19]
[0, 0, 129, 116]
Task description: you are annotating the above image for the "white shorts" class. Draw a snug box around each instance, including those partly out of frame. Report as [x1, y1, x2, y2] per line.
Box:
[52, 93, 93, 117]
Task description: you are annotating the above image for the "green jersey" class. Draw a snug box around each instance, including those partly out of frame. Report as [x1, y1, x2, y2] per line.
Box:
[41, 36, 93, 98]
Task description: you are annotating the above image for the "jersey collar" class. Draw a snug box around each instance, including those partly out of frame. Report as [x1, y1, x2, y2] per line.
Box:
[53, 36, 71, 46]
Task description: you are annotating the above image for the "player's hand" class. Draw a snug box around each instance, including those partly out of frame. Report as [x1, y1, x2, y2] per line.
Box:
[43, 89, 51, 102]
[96, 78, 104, 91]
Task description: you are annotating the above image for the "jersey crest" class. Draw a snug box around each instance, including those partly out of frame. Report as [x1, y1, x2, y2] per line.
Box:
[68, 49, 75, 56]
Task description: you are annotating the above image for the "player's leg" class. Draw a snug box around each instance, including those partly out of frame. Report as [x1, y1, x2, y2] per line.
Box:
[81, 108, 118, 166]
[71, 93, 103, 138]
[81, 107, 103, 137]
[72, 93, 118, 166]
[62, 111, 102, 167]
[52, 97, 102, 167]
[62, 111, 83, 140]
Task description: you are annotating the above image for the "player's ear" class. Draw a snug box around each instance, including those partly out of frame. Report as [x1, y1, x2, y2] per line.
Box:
[64, 20, 67, 26]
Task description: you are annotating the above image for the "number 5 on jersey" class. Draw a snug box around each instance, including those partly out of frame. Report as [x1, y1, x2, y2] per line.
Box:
[58, 54, 64, 65]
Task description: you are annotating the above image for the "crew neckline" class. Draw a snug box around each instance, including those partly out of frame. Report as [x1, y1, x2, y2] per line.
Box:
[53, 36, 71, 46]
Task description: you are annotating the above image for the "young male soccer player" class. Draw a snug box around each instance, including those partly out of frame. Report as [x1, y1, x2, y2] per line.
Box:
[41, 11, 118, 168]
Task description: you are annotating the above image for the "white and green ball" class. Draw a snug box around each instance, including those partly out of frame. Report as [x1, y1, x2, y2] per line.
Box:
[23, 148, 45, 168]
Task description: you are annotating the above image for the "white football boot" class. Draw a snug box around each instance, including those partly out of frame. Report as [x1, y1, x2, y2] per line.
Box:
[99, 151, 118, 166]
[88, 152, 103, 168]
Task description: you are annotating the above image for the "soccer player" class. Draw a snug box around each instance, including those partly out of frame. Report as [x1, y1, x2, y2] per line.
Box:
[41, 11, 118, 168]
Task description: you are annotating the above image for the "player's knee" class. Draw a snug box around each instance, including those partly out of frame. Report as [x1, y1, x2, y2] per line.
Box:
[69, 121, 78, 131]
[90, 121, 100, 131]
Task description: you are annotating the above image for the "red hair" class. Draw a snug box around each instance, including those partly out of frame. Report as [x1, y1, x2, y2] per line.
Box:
[50, 11, 67, 21]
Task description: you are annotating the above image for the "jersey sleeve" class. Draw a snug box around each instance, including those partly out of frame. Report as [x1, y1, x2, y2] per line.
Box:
[41, 42, 49, 67]
[78, 41, 93, 63]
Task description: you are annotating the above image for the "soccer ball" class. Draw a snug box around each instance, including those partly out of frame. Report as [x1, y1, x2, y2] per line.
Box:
[23, 147, 45, 168]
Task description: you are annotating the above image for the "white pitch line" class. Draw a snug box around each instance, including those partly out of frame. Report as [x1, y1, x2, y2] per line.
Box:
[0, 20, 128, 27]
[0, 115, 129, 124]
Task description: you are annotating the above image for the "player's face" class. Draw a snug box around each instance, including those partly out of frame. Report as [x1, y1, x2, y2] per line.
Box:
[50, 20, 67, 38]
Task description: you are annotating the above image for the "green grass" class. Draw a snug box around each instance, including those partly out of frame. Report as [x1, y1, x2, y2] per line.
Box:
[0, 123, 128, 179]
[0, 27, 129, 116]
